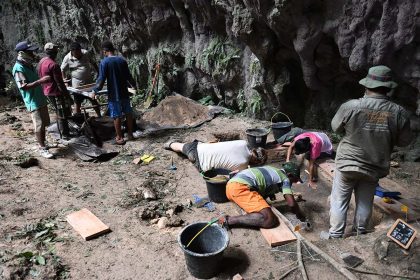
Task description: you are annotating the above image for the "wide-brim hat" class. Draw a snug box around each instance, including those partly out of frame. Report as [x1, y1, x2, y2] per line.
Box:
[359, 65, 398, 89]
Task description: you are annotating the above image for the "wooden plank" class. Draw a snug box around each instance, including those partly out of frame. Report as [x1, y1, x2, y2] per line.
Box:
[67, 208, 111, 240]
[260, 215, 297, 247]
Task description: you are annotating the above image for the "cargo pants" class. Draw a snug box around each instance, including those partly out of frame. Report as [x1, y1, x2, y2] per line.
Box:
[329, 169, 378, 238]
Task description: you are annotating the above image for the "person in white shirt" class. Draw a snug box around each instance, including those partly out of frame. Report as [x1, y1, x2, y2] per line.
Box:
[164, 139, 267, 172]
[61, 42, 101, 116]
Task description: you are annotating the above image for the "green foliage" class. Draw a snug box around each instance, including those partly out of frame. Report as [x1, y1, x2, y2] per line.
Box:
[249, 58, 261, 75]
[7, 216, 69, 279]
[329, 132, 343, 144]
[249, 93, 263, 115]
[236, 89, 246, 112]
[236, 90, 263, 116]
[198, 96, 215, 106]
[127, 54, 146, 89]
[201, 37, 241, 77]
[185, 53, 195, 68]
[131, 88, 147, 107]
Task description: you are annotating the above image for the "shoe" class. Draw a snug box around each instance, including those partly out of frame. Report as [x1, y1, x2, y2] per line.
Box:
[320, 231, 342, 240]
[39, 148, 54, 159]
[45, 142, 58, 150]
[132, 130, 143, 138]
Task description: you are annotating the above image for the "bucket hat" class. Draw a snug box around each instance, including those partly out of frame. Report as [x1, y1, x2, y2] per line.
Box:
[282, 162, 303, 183]
[359, 65, 398, 89]
[15, 41, 39, 52]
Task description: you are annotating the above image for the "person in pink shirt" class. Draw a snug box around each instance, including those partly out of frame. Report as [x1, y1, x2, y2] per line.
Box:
[286, 132, 333, 188]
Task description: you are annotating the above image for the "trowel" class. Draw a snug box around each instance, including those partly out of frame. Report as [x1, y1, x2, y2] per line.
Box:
[169, 156, 177, 170]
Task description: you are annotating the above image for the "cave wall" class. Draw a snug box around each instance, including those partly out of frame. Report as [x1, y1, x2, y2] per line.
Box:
[0, 0, 419, 129]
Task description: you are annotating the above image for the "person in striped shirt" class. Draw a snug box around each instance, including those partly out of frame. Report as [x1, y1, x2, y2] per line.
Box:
[221, 163, 306, 229]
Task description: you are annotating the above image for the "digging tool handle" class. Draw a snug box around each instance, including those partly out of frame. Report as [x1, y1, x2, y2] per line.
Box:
[146, 64, 160, 99]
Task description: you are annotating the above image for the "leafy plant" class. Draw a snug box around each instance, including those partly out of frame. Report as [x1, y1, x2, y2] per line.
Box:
[201, 37, 241, 77]
[236, 89, 246, 112]
[198, 96, 215, 106]
[127, 54, 146, 90]
[329, 132, 343, 144]
[249, 57, 261, 75]
[249, 93, 263, 115]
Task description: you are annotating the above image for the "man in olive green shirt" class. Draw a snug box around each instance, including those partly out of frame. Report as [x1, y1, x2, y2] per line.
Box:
[328, 65, 412, 238]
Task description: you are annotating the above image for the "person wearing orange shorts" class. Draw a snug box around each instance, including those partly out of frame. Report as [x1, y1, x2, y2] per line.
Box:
[222, 163, 306, 229]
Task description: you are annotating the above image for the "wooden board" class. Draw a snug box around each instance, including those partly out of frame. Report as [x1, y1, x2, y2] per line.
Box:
[67, 208, 111, 240]
[260, 215, 297, 247]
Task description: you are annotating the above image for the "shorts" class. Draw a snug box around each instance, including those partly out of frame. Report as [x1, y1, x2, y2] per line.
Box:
[181, 140, 201, 171]
[108, 99, 133, 118]
[226, 181, 270, 213]
[31, 105, 50, 133]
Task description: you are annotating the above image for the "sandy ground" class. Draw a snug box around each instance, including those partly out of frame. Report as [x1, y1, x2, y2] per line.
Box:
[0, 97, 419, 280]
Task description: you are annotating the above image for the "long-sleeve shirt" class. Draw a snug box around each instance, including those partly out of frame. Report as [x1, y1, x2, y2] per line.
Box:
[94, 56, 135, 102]
[331, 93, 412, 179]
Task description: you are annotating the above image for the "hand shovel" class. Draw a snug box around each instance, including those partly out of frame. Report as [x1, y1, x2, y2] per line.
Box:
[143, 63, 160, 109]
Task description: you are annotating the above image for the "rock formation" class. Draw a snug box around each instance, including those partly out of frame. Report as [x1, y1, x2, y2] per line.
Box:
[0, 0, 419, 131]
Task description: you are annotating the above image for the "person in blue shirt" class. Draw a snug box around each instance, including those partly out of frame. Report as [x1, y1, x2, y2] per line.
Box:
[92, 41, 136, 145]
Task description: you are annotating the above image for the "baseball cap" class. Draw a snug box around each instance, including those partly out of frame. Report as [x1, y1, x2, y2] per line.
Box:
[44, 42, 59, 51]
[282, 162, 303, 183]
[15, 41, 39, 52]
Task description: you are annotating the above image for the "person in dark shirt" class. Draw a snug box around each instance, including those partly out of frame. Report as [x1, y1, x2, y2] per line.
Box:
[92, 41, 136, 145]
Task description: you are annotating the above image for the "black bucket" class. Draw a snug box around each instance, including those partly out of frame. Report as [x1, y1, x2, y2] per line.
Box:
[272, 122, 293, 140]
[245, 128, 269, 148]
[203, 169, 230, 203]
[271, 112, 293, 141]
[178, 222, 229, 279]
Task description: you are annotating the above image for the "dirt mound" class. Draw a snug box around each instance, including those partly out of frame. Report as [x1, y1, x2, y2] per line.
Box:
[139, 95, 215, 130]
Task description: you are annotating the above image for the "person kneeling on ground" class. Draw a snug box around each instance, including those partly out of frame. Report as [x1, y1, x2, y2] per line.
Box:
[286, 132, 333, 188]
[164, 139, 267, 172]
[221, 163, 306, 229]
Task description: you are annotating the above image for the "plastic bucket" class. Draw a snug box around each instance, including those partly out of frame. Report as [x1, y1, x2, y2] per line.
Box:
[178, 222, 229, 279]
[245, 128, 269, 148]
[271, 112, 293, 140]
[272, 122, 293, 140]
[202, 169, 230, 203]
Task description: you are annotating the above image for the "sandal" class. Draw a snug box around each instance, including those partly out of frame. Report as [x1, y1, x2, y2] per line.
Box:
[114, 138, 126, 145]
